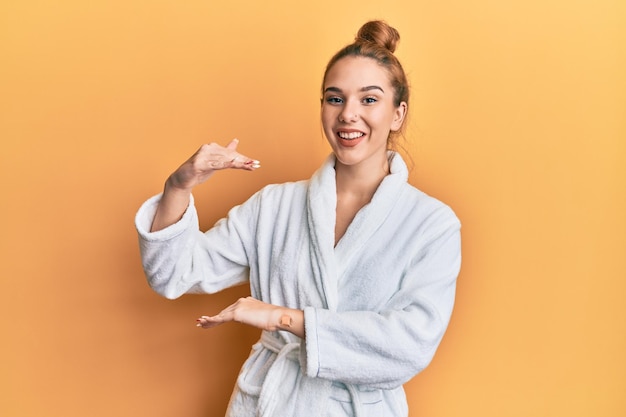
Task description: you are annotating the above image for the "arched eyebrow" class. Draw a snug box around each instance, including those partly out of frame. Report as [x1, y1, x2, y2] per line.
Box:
[323, 85, 385, 94]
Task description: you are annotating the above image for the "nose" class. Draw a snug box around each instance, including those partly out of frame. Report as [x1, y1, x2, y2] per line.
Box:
[339, 100, 358, 123]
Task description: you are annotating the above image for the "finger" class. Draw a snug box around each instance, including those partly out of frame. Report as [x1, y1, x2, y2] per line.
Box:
[229, 154, 261, 170]
[196, 315, 218, 324]
[221, 139, 260, 170]
[243, 158, 261, 170]
[195, 316, 224, 329]
[196, 321, 221, 329]
[202, 312, 234, 323]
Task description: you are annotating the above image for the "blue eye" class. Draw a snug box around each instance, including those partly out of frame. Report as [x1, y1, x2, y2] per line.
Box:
[326, 96, 343, 104]
[363, 97, 377, 104]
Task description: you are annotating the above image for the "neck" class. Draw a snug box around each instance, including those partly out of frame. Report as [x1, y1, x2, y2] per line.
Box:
[335, 154, 390, 199]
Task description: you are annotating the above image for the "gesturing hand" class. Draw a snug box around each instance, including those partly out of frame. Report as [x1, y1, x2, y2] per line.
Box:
[150, 138, 261, 232]
[196, 297, 305, 338]
[168, 139, 260, 192]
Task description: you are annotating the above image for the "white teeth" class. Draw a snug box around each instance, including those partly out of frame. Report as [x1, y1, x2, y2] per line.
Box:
[338, 131, 364, 139]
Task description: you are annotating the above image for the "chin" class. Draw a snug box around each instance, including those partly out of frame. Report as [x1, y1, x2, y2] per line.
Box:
[333, 151, 363, 167]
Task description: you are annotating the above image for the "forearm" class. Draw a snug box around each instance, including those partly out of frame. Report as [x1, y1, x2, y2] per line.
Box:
[150, 179, 195, 232]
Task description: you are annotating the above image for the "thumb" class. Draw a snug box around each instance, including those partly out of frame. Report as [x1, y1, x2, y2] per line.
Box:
[226, 138, 239, 151]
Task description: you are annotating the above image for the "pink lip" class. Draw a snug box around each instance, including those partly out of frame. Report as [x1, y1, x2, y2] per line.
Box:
[336, 129, 366, 148]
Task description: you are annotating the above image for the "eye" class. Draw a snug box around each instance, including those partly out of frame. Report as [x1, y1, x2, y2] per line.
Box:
[325, 96, 344, 104]
[362, 96, 378, 104]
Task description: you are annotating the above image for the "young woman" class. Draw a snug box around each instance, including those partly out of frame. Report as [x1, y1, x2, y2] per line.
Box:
[136, 20, 461, 417]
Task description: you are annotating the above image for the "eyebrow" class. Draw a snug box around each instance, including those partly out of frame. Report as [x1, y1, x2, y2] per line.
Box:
[323, 85, 385, 94]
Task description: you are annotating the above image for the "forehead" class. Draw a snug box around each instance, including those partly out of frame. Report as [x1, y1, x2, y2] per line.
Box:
[324, 56, 392, 90]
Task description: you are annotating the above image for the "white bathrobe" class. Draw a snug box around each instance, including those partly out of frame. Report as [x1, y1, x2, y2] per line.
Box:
[135, 153, 461, 417]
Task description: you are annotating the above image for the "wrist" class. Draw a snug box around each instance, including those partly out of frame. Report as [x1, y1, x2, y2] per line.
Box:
[276, 308, 305, 339]
[279, 314, 293, 328]
[164, 175, 193, 195]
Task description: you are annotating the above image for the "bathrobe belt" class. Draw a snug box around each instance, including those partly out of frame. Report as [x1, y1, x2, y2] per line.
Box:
[238, 331, 363, 417]
[256, 331, 301, 416]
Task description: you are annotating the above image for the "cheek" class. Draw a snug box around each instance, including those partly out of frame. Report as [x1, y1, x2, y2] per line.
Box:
[320, 108, 334, 131]
[369, 113, 393, 134]
[376, 109, 400, 131]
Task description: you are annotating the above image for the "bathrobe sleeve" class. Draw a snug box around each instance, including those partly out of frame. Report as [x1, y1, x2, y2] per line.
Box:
[135, 193, 258, 299]
[302, 206, 461, 390]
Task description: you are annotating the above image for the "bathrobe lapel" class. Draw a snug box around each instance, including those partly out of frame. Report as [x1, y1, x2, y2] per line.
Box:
[255, 154, 338, 417]
[334, 153, 408, 281]
[306, 154, 339, 311]
[305, 152, 408, 310]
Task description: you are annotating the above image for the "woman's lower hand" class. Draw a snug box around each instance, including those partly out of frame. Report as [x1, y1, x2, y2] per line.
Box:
[196, 297, 304, 338]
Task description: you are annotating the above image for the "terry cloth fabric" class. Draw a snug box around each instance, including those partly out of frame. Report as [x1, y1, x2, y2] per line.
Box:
[135, 152, 462, 417]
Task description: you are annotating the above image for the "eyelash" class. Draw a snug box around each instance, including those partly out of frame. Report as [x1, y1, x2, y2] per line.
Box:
[325, 96, 378, 105]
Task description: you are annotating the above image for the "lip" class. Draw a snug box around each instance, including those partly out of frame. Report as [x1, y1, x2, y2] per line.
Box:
[335, 129, 366, 148]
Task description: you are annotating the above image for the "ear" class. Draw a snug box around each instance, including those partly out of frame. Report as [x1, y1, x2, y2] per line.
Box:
[390, 101, 407, 132]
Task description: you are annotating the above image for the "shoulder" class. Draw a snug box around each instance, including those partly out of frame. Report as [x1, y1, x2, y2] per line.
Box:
[244, 179, 310, 211]
[255, 179, 309, 199]
[388, 152, 459, 225]
[401, 183, 461, 231]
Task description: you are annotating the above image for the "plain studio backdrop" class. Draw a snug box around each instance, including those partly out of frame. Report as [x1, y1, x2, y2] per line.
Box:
[1, 1, 624, 416]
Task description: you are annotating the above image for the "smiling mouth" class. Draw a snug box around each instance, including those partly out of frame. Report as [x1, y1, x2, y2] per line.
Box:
[337, 131, 365, 139]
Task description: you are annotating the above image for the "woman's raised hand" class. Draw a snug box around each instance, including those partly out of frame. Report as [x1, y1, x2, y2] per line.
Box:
[168, 139, 260, 192]
[150, 139, 260, 232]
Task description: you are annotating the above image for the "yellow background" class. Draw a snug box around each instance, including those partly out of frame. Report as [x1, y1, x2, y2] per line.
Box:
[1, 0, 624, 416]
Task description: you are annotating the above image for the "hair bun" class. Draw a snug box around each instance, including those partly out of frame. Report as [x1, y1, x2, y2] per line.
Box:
[355, 20, 400, 53]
